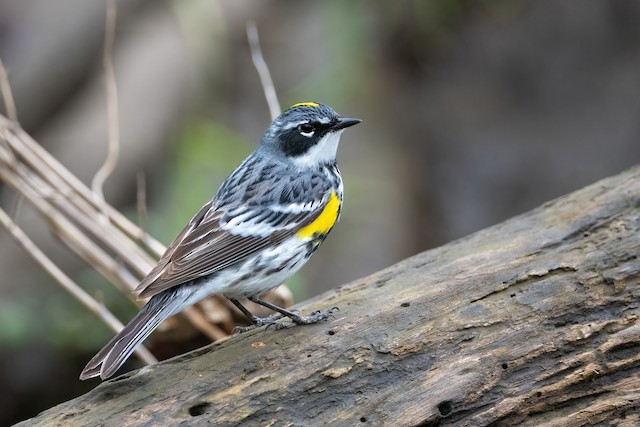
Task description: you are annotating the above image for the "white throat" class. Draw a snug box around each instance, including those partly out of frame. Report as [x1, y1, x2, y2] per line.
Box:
[292, 130, 343, 168]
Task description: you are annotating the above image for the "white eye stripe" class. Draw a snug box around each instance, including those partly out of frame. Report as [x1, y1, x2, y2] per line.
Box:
[300, 130, 315, 137]
[283, 120, 309, 130]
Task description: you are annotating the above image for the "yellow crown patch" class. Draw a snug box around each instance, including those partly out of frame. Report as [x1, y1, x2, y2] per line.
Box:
[290, 102, 320, 109]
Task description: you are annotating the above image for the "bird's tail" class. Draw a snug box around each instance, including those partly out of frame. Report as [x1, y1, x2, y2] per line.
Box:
[80, 290, 185, 380]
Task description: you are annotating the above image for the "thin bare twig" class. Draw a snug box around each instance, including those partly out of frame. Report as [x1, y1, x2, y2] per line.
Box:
[0, 206, 157, 366]
[0, 148, 140, 293]
[0, 58, 18, 121]
[1, 125, 153, 283]
[92, 0, 120, 203]
[6, 118, 166, 258]
[246, 21, 281, 120]
[10, 194, 24, 221]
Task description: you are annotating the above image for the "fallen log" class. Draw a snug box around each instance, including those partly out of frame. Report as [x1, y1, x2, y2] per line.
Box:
[19, 166, 640, 426]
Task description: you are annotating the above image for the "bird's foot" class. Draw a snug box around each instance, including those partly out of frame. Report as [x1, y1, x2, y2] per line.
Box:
[232, 307, 339, 333]
[232, 313, 285, 334]
[287, 306, 339, 326]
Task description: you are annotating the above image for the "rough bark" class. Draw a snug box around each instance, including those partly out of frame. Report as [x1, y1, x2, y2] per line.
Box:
[19, 167, 640, 426]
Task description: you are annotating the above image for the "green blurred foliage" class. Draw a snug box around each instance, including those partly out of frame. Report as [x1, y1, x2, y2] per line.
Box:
[0, 300, 31, 346]
[160, 118, 249, 235]
[287, 2, 368, 105]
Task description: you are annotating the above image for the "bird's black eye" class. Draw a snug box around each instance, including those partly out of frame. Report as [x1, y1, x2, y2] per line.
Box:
[298, 123, 315, 136]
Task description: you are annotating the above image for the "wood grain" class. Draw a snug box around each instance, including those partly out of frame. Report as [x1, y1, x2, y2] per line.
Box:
[19, 166, 640, 426]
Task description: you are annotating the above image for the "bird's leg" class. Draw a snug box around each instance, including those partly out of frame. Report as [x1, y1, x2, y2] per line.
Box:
[228, 297, 285, 333]
[248, 296, 338, 326]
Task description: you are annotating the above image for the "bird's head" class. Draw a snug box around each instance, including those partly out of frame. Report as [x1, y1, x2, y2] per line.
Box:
[260, 102, 361, 167]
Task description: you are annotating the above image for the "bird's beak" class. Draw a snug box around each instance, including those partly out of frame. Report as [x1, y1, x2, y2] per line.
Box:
[332, 117, 362, 131]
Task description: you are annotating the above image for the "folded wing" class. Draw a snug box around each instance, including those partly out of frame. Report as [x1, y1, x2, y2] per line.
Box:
[135, 191, 334, 299]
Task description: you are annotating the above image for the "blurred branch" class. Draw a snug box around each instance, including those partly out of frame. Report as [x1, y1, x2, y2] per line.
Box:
[0, 206, 157, 366]
[91, 0, 120, 206]
[0, 58, 17, 121]
[246, 21, 281, 120]
[0, 118, 152, 288]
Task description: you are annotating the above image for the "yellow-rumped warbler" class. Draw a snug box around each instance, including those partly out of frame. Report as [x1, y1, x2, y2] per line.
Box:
[80, 102, 360, 380]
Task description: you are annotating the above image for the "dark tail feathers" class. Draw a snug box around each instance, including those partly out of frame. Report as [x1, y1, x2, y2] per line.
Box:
[80, 291, 183, 380]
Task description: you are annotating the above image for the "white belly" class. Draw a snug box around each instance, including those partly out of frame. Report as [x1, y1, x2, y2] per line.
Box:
[176, 237, 312, 310]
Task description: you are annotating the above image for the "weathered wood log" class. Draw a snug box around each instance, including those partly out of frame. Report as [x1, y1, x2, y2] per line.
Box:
[19, 166, 640, 426]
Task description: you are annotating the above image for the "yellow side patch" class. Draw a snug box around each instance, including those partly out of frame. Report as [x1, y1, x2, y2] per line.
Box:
[297, 192, 340, 239]
[290, 102, 320, 109]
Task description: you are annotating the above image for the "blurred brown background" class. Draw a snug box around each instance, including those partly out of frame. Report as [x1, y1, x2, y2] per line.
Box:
[1, 0, 640, 423]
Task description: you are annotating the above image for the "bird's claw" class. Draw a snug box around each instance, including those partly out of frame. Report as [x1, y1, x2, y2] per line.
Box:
[232, 313, 285, 334]
[232, 307, 339, 334]
[290, 306, 339, 325]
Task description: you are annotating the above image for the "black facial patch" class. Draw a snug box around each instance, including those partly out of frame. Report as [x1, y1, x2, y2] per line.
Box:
[279, 128, 319, 157]
[279, 120, 337, 157]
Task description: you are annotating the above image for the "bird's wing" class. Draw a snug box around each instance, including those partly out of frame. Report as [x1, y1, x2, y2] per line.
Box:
[134, 190, 338, 299]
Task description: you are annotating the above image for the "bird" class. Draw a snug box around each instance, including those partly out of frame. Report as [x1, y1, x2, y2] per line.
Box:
[80, 102, 361, 380]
